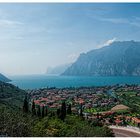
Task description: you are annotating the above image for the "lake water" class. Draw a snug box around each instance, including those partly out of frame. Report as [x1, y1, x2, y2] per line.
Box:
[9, 75, 140, 90]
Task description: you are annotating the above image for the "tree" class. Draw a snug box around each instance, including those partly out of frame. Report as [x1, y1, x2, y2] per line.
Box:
[114, 98, 118, 102]
[42, 106, 44, 118]
[23, 95, 28, 113]
[57, 108, 61, 118]
[122, 116, 127, 126]
[0, 85, 3, 92]
[45, 107, 48, 116]
[32, 100, 36, 115]
[67, 104, 72, 114]
[37, 106, 41, 117]
[91, 119, 102, 127]
[60, 101, 66, 121]
[79, 104, 83, 117]
[97, 113, 99, 119]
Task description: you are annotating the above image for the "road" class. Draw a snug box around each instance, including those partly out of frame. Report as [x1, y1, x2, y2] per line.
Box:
[110, 126, 140, 137]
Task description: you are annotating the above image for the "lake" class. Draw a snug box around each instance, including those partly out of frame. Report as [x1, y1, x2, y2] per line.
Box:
[8, 75, 140, 90]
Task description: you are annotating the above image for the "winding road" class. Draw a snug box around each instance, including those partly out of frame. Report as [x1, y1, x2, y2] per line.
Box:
[110, 126, 140, 137]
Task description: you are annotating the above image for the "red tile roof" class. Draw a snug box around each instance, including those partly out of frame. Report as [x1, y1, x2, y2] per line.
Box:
[115, 119, 122, 124]
[41, 97, 48, 101]
[132, 117, 140, 123]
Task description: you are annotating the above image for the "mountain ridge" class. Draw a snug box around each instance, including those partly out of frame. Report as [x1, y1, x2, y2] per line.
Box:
[62, 40, 140, 76]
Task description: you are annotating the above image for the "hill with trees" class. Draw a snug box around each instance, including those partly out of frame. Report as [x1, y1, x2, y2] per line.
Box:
[0, 82, 114, 137]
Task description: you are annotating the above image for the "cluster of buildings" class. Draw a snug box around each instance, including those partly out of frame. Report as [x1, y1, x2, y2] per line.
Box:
[27, 86, 119, 114]
[27, 84, 140, 128]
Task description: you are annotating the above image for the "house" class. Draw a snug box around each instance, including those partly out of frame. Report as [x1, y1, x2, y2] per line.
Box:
[132, 117, 140, 127]
[34, 100, 40, 105]
[71, 107, 77, 114]
[87, 115, 97, 120]
[92, 104, 98, 107]
[104, 118, 111, 125]
[115, 119, 123, 126]
[125, 116, 132, 122]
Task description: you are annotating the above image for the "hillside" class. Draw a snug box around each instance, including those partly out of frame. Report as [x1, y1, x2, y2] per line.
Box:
[0, 81, 26, 109]
[0, 82, 114, 137]
[62, 41, 140, 76]
[0, 73, 11, 82]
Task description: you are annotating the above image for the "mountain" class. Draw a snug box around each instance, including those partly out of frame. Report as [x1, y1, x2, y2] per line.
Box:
[46, 63, 72, 75]
[0, 81, 26, 109]
[62, 41, 140, 76]
[0, 73, 11, 82]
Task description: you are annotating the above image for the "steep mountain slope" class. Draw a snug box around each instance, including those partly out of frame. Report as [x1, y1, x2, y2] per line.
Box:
[62, 41, 140, 76]
[0, 73, 11, 82]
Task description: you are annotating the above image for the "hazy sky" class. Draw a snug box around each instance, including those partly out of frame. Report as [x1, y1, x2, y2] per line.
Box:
[1, 3, 140, 75]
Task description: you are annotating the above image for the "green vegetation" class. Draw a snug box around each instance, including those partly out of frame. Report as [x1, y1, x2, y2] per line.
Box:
[116, 91, 140, 113]
[0, 81, 26, 109]
[0, 81, 33, 136]
[0, 105, 114, 137]
[60, 101, 66, 121]
[32, 115, 114, 137]
[67, 104, 72, 114]
[0, 107, 34, 136]
[23, 95, 29, 113]
[84, 108, 97, 113]
[0, 82, 114, 137]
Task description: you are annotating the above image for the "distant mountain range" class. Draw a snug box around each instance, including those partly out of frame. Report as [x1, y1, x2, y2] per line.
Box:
[0, 73, 11, 82]
[46, 63, 72, 75]
[62, 41, 140, 76]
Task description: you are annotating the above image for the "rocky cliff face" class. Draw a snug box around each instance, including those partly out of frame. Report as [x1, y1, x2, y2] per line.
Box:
[62, 41, 140, 76]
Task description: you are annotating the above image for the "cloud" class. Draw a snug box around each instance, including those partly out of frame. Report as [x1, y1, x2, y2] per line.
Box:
[102, 17, 140, 28]
[97, 38, 117, 49]
[67, 53, 79, 61]
[103, 38, 117, 46]
[0, 19, 24, 41]
[0, 19, 23, 27]
[100, 17, 128, 24]
[0, 18, 48, 41]
[87, 14, 140, 28]
[100, 17, 140, 28]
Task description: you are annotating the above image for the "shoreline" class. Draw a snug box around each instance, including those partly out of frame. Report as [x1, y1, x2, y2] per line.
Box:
[9, 75, 140, 90]
[15, 83, 140, 91]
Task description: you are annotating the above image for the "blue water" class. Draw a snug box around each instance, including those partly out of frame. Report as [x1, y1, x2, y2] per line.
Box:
[9, 75, 140, 90]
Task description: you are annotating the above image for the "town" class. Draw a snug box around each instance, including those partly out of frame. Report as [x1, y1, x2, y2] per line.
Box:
[27, 84, 140, 128]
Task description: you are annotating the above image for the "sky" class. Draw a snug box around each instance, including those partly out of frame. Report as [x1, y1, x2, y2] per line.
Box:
[1, 3, 140, 75]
